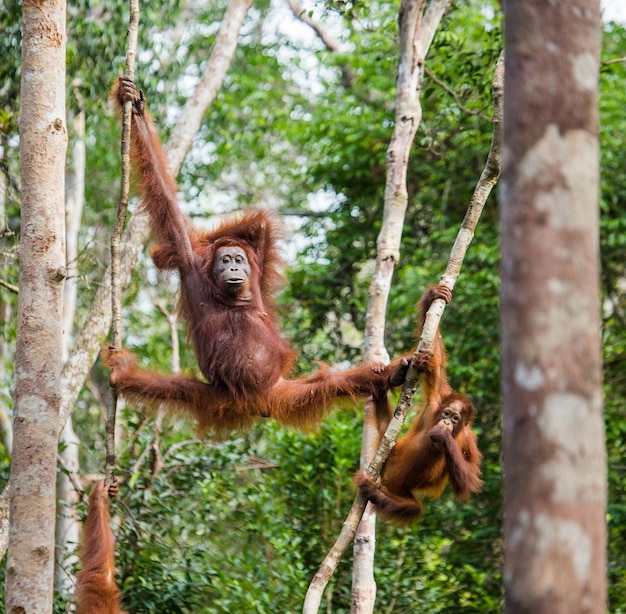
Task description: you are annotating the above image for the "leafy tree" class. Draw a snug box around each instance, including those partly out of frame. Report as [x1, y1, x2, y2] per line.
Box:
[0, 1, 625, 611]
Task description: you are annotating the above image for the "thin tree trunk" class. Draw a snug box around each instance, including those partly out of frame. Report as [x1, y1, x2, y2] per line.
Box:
[5, 0, 67, 610]
[352, 1, 451, 612]
[55, 106, 86, 594]
[0, 143, 14, 454]
[106, 0, 139, 493]
[500, 1, 606, 612]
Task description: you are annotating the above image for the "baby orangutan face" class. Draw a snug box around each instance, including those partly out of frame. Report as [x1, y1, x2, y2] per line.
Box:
[437, 400, 466, 436]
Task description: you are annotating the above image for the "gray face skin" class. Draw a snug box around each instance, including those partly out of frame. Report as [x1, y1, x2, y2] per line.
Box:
[213, 245, 252, 299]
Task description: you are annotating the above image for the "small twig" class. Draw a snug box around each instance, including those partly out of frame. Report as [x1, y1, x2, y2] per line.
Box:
[424, 65, 493, 122]
[56, 456, 85, 499]
[159, 439, 204, 465]
[235, 457, 279, 472]
[0, 278, 18, 294]
[106, 0, 139, 487]
[602, 56, 626, 66]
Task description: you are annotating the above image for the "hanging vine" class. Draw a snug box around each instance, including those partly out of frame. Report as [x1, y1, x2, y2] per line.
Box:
[106, 0, 139, 486]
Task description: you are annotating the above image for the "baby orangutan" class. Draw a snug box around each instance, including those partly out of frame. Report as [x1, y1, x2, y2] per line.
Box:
[356, 285, 482, 525]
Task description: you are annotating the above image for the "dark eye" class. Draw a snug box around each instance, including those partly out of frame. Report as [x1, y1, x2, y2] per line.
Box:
[442, 409, 450, 418]
[451, 414, 459, 423]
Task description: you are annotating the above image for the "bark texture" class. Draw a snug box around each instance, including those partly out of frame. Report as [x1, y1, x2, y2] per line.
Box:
[500, 2, 606, 612]
[5, 0, 67, 611]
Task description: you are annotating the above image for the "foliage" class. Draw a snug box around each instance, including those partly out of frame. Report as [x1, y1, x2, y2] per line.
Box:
[0, 0, 624, 612]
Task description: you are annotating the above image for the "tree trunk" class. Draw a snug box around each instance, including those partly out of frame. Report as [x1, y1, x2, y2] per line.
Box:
[55, 107, 87, 593]
[500, 2, 606, 612]
[5, 0, 67, 611]
[352, 1, 451, 611]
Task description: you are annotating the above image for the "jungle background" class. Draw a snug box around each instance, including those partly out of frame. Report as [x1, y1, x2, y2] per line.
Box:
[0, 0, 625, 612]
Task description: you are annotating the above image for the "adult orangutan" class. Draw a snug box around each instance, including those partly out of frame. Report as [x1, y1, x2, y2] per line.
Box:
[104, 77, 408, 436]
[356, 285, 482, 525]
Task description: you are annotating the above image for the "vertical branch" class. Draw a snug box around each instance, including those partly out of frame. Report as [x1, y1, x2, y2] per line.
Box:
[370, 49, 503, 485]
[352, 0, 451, 612]
[106, 0, 139, 486]
[303, 48, 503, 614]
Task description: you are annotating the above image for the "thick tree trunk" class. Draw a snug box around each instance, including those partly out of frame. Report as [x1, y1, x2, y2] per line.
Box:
[5, 0, 67, 610]
[500, 2, 606, 612]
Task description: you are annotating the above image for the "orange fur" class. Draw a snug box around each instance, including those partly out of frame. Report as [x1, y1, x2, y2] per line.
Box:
[357, 285, 483, 526]
[105, 78, 407, 437]
[75, 481, 125, 614]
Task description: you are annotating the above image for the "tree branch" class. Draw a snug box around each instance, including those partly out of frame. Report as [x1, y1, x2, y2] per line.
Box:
[303, 48, 504, 614]
[106, 0, 139, 488]
[0, 278, 18, 294]
[424, 65, 493, 122]
[285, 0, 355, 89]
[602, 55, 626, 66]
